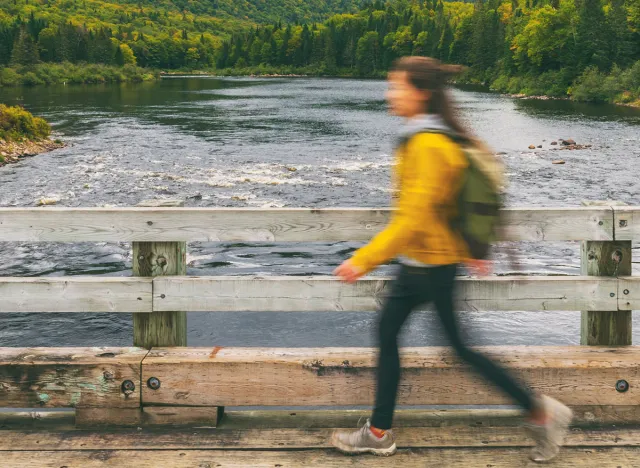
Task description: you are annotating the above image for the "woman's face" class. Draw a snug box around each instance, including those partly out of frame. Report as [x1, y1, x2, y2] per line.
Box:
[386, 71, 431, 118]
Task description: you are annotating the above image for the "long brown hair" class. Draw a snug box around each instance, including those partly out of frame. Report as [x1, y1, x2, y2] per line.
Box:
[392, 56, 473, 142]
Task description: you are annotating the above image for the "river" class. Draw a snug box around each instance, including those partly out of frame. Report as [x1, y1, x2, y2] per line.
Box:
[0, 77, 639, 348]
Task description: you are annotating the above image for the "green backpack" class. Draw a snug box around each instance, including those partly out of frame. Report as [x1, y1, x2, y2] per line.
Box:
[454, 142, 505, 259]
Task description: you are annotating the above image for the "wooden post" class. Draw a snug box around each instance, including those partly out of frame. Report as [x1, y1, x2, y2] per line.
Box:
[133, 200, 187, 348]
[581, 201, 632, 346]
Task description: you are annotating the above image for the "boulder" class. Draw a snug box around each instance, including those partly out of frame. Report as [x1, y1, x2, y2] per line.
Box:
[550, 141, 558, 145]
[562, 139, 576, 146]
[528, 145, 536, 150]
[552, 160, 566, 165]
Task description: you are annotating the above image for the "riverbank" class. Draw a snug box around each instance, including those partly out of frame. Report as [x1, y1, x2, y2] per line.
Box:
[0, 138, 65, 166]
[0, 104, 63, 167]
[0, 63, 158, 87]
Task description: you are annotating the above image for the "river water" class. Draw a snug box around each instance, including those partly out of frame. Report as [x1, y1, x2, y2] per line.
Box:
[0, 77, 639, 348]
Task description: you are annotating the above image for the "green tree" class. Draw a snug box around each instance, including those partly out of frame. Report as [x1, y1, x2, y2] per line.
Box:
[607, 0, 635, 67]
[120, 43, 137, 65]
[37, 26, 58, 62]
[185, 47, 200, 67]
[574, 0, 609, 70]
[11, 27, 40, 66]
[356, 30, 379, 75]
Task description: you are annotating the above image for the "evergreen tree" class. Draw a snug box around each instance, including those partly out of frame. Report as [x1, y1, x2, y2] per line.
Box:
[11, 26, 40, 66]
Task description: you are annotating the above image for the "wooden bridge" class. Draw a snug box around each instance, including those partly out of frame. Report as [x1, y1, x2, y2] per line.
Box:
[1, 204, 639, 467]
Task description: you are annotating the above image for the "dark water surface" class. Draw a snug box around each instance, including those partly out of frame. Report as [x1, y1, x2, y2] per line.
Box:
[0, 77, 639, 347]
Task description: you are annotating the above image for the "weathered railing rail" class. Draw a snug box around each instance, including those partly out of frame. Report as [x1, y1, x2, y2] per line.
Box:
[0, 205, 638, 428]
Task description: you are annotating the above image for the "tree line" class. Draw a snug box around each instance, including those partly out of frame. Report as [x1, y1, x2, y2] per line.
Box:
[2, 0, 639, 102]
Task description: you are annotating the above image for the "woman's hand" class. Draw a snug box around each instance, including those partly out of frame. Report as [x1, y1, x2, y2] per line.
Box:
[466, 259, 493, 277]
[334, 260, 365, 284]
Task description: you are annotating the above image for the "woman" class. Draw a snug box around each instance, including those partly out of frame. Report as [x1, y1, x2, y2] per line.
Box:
[331, 56, 572, 463]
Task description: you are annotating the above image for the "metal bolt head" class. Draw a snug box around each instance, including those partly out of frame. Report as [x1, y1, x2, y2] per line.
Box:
[121, 380, 136, 394]
[103, 370, 115, 381]
[610, 292, 616, 297]
[616, 379, 630, 393]
[147, 377, 161, 390]
[624, 289, 630, 295]
[619, 220, 628, 228]
[598, 221, 604, 226]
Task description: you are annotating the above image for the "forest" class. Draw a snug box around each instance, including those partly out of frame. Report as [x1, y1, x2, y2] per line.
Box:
[1, 0, 639, 103]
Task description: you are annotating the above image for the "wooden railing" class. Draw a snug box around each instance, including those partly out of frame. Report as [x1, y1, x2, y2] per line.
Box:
[0, 205, 638, 427]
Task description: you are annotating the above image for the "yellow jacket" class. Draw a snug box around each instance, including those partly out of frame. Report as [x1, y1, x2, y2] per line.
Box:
[350, 132, 468, 274]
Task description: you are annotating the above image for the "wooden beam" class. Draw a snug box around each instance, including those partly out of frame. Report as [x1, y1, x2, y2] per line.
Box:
[2, 426, 640, 451]
[0, 207, 614, 242]
[218, 406, 640, 428]
[153, 276, 619, 312]
[1, 448, 637, 467]
[0, 277, 152, 313]
[0, 347, 147, 408]
[581, 240, 632, 345]
[614, 207, 640, 241]
[0, 276, 621, 315]
[74, 406, 222, 427]
[142, 346, 640, 407]
[133, 241, 187, 348]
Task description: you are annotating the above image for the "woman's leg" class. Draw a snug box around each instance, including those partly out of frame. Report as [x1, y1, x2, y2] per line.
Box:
[370, 266, 431, 430]
[431, 264, 536, 412]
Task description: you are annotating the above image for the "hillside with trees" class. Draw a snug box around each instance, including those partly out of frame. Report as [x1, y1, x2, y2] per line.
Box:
[1, 0, 638, 104]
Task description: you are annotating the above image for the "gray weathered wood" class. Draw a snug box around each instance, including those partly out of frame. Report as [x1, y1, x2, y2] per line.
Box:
[0, 347, 147, 408]
[618, 277, 640, 311]
[0, 276, 621, 314]
[0, 277, 152, 313]
[1, 448, 637, 467]
[153, 276, 618, 312]
[142, 346, 640, 407]
[0, 207, 614, 242]
[133, 241, 187, 348]
[581, 240, 632, 345]
[614, 207, 640, 241]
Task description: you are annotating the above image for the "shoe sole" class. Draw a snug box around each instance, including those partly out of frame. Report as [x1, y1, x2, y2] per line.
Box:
[331, 438, 397, 457]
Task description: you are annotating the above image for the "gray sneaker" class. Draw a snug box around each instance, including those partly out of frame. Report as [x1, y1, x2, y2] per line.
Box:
[331, 419, 397, 456]
[526, 396, 573, 463]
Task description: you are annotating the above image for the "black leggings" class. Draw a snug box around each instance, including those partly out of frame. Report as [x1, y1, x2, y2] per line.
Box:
[370, 264, 535, 430]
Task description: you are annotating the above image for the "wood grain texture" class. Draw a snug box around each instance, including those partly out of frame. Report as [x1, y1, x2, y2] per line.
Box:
[581, 240, 632, 346]
[75, 407, 222, 427]
[614, 207, 640, 241]
[619, 277, 640, 311]
[217, 406, 640, 428]
[0, 347, 147, 408]
[0, 207, 614, 242]
[153, 276, 619, 312]
[142, 346, 640, 407]
[2, 426, 640, 451]
[1, 448, 638, 467]
[0, 277, 152, 313]
[0, 276, 624, 314]
[133, 242, 187, 348]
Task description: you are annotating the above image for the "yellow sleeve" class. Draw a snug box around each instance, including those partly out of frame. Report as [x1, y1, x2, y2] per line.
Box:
[349, 134, 454, 274]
